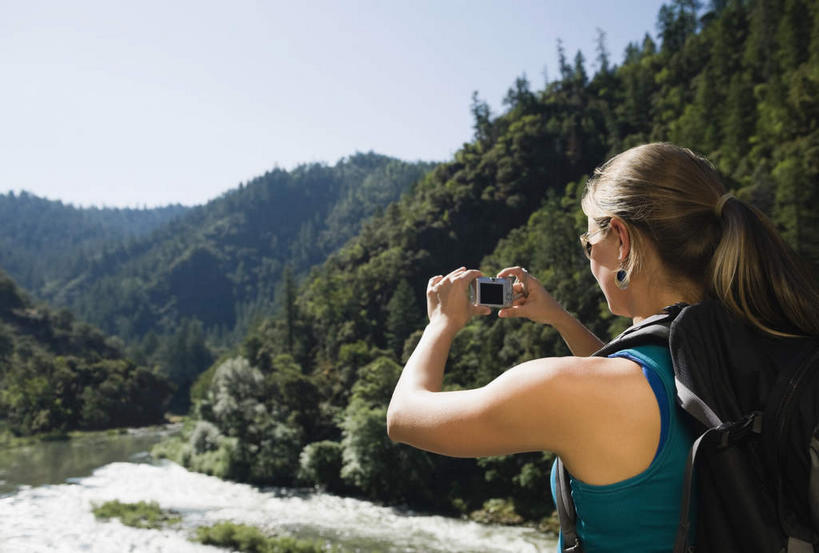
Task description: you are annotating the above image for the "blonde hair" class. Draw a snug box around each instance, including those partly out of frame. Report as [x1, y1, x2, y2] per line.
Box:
[582, 142, 819, 337]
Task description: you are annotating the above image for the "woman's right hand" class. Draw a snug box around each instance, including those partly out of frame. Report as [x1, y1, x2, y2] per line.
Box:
[496, 266, 565, 325]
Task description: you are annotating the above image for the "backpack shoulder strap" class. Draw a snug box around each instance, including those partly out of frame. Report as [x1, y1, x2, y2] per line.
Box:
[553, 304, 685, 552]
[810, 424, 819, 532]
[554, 457, 584, 553]
[593, 306, 681, 357]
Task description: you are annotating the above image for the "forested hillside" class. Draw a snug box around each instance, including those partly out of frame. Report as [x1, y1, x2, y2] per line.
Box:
[17, 153, 433, 409]
[0, 192, 188, 293]
[0, 269, 171, 435]
[162, 0, 819, 527]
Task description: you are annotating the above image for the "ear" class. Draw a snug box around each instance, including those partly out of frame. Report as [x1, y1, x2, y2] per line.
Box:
[609, 217, 631, 262]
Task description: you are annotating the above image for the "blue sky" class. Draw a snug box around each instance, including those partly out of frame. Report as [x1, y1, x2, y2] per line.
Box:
[1, 0, 668, 208]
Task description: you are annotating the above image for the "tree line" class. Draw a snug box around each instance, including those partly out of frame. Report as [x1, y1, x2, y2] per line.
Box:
[0, 153, 435, 412]
[0, 270, 171, 435]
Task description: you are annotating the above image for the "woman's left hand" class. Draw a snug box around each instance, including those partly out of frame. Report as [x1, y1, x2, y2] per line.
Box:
[426, 267, 491, 333]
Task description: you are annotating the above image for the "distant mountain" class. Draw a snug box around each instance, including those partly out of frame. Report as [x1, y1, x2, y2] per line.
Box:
[38, 152, 435, 341]
[3, 153, 435, 409]
[0, 192, 188, 293]
[0, 268, 171, 435]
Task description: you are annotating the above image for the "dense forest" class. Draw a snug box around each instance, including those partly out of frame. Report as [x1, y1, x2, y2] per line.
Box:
[154, 0, 819, 527]
[1, 0, 818, 531]
[0, 193, 188, 293]
[0, 269, 171, 435]
[0, 154, 434, 411]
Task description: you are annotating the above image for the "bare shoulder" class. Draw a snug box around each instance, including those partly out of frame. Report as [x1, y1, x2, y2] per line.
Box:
[501, 355, 662, 484]
[478, 355, 656, 448]
[490, 354, 651, 410]
[388, 354, 659, 474]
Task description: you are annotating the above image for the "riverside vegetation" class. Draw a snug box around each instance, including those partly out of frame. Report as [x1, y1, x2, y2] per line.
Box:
[2, 0, 819, 531]
[92, 501, 335, 553]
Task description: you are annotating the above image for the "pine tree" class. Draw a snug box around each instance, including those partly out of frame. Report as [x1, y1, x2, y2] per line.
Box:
[282, 265, 296, 355]
[385, 280, 421, 356]
[595, 28, 611, 74]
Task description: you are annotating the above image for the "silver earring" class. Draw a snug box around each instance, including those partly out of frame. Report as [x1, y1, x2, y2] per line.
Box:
[616, 269, 630, 290]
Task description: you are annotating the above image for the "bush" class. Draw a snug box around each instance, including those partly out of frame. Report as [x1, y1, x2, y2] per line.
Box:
[92, 500, 180, 529]
[475, 452, 555, 520]
[185, 437, 238, 479]
[151, 435, 186, 463]
[243, 419, 303, 484]
[298, 440, 344, 492]
[194, 522, 335, 553]
[190, 420, 222, 454]
[349, 356, 402, 408]
[208, 357, 265, 439]
[340, 399, 436, 505]
[469, 498, 523, 525]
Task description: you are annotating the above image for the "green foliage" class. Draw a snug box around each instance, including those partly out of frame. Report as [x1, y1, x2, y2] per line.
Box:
[0, 270, 171, 435]
[349, 357, 402, 408]
[189, 355, 224, 405]
[476, 452, 556, 521]
[92, 500, 181, 529]
[385, 279, 423, 355]
[469, 498, 524, 525]
[150, 434, 188, 464]
[298, 440, 345, 492]
[194, 522, 337, 553]
[178, 356, 319, 485]
[339, 399, 436, 505]
[1, 155, 433, 415]
[0, 192, 187, 294]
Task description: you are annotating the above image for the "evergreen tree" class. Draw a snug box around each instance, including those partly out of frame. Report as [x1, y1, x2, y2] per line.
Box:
[595, 28, 611, 74]
[282, 265, 296, 354]
[385, 279, 422, 356]
[776, 0, 811, 71]
[470, 91, 494, 144]
[573, 51, 588, 88]
[557, 38, 572, 81]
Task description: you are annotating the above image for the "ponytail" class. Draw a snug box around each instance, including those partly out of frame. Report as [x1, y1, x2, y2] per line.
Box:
[583, 143, 819, 338]
[710, 197, 819, 337]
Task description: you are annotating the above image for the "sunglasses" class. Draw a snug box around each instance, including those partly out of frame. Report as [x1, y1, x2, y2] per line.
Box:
[579, 218, 611, 259]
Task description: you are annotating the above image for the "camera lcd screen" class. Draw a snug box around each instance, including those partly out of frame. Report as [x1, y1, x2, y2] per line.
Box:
[479, 282, 504, 305]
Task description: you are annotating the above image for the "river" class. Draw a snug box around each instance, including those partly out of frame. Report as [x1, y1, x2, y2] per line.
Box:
[0, 427, 557, 553]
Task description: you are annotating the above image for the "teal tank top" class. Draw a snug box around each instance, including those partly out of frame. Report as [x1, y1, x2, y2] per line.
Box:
[549, 345, 696, 553]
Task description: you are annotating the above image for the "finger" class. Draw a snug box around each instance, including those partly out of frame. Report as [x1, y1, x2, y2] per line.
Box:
[427, 275, 444, 294]
[472, 304, 492, 317]
[498, 305, 527, 318]
[444, 266, 467, 279]
[497, 266, 525, 279]
[455, 269, 484, 282]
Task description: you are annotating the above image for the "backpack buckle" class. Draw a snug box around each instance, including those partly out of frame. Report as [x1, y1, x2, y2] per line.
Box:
[717, 412, 763, 447]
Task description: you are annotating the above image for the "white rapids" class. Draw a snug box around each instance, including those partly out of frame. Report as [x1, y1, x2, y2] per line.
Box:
[0, 460, 557, 553]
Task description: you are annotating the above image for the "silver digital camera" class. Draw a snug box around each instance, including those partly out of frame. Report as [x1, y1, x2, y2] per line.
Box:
[471, 276, 514, 308]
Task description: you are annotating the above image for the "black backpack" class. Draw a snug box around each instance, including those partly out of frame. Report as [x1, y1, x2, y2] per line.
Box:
[554, 300, 819, 553]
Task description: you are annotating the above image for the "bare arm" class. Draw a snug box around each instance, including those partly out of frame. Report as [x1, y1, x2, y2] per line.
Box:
[386, 267, 660, 484]
[497, 266, 604, 356]
[546, 308, 606, 357]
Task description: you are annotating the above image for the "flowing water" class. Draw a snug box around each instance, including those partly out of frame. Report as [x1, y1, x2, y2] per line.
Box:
[0, 428, 557, 553]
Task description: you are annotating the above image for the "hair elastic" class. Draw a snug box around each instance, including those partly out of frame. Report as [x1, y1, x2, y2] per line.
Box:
[714, 193, 735, 217]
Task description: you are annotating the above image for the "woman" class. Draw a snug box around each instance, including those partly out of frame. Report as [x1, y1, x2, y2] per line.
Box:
[386, 143, 819, 552]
